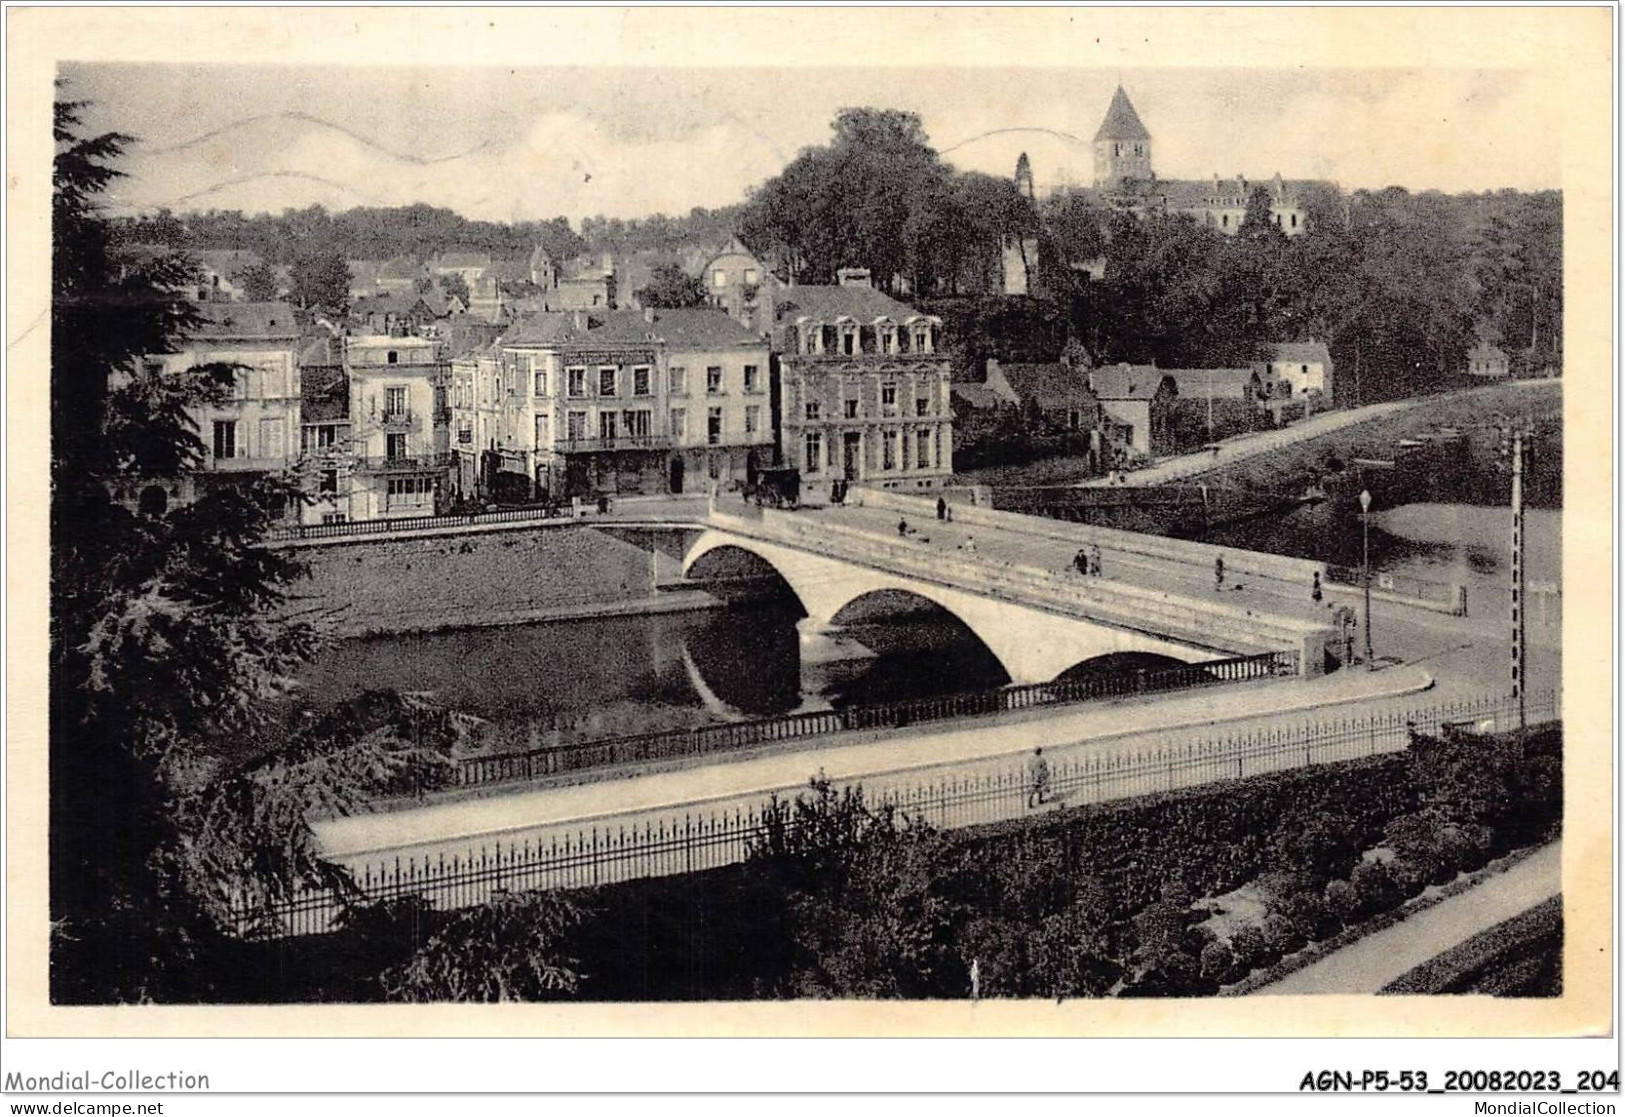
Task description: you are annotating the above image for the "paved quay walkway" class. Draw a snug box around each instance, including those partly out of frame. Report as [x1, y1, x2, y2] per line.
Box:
[1253, 841, 1561, 995]
[316, 661, 1435, 864]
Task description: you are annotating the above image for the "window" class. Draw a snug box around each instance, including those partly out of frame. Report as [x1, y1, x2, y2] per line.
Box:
[212, 420, 237, 460]
[321, 512, 348, 525]
[305, 425, 339, 452]
[599, 411, 619, 441]
[911, 325, 932, 353]
[744, 268, 758, 285]
[567, 411, 588, 442]
[259, 418, 285, 459]
[534, 369, 548, 397]
[386, 476, 433, 510]
[844, 398, 859, 420]
[385, 386, 408, 417]
[744, 405, 760, 435]
[915, 395, 930, 417]
[386, 433, 408, 460]
[567, 368, 587, 398]
[1291, 213, 1299, 229]
[880, 326, 898, 355]
[668, 366, 687, 394]
[713, 269, 728, 288]
[882, 430, 897, 470]
[707, 407, 722, 446]
[320, 468, 338, 495]
[632, 366, 651, 397]
[743, 364, 759, 392]
[841, 325, 857, 356]
[881, 383, 898, 417]
[142, 358, 165, 377]
[706, 366, 723, 394]
[1222, 214, 1230, 228]
[804, 400, 822, 422]
[624, 410, 652, 440]
[804, 432, 823, 475]
[916, 429, 932, 470]
[534, 414, 550, 447]
[598, 367, 618, 397]
[458, 426, 473, 444]
[387, 350, 399, 365]
[670, 408, 687, 440]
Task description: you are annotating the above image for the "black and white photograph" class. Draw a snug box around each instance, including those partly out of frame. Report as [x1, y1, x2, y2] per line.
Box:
[3, 3, 1615, 1099]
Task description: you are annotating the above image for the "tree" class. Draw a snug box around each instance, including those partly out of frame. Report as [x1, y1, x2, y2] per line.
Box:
[50, 92, 448, 1003]
[233, 258, 279, 302]
[289, 251, 351, 313]
[634, 262, 707, 309]
[383, 890, 586, 1002]
[438, 271, 471, 307]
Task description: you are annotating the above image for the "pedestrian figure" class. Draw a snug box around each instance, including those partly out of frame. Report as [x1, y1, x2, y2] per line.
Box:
[1311, 570, 1323, 604]
[1074, 548, 1089, 576]
[1090, 544, 1102, 577]
[936, 496, 947, 521]
[945, 504, 954, 523]
[963, 535, 976, 554]
[969, 958, 981, 1001]
[1027, 747, 1051, 809]
[898, 517, 909, 538]
[1214, 555, 1226, 592]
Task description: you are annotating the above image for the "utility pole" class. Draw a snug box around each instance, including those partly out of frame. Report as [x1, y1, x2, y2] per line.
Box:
[1509, 429, 1527, 730]
[1360, 489, 1374, 669]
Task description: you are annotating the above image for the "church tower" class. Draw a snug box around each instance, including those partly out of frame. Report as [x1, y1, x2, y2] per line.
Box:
[1092, 86, 1152, 187]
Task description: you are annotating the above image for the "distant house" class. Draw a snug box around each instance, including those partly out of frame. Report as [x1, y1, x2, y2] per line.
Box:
[985, 359, 1099, 432]
[432, 250, 492, 287]
[1088, 363, 1177, 459]
[696, 236, 779, 334]
[190, 249, 264, 302]
[1466, 341, 1511, 379]
[349, 293, 439, 337]
[1264, 340, 1335, 412]
[1160, 366, 1268, 445]
[375, 255, 428, 297]
[346, 259, 388, 300]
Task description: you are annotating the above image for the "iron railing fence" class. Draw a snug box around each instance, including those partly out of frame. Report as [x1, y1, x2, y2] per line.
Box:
[230, 690, 1556, 939]
[267, 503, 577, 542]
[453, 650, 1299, 790]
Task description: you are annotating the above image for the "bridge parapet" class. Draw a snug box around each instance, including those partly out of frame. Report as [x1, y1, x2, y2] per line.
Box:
[707, 507, 1335, 676]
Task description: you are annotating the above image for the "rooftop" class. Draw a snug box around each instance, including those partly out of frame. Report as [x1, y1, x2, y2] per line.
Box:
[1094, 86, 1151, 143]
[1090, 363, 1175, 400]
[502, 308, 766, 351]
[1268, 340, 1334, 366]
[773, 284, 935, 325]
[190, 301, 299, 341]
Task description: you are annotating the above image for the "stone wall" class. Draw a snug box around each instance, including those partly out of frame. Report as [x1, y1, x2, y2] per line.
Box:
[285, 524, 706, 637]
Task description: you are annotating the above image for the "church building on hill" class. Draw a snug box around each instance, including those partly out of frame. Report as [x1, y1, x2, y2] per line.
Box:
[1074, 85, 1332, 237]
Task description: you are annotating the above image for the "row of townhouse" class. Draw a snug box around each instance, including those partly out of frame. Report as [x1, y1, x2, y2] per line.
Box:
[452, 269, 954, 503]
[147, 272, 954, 525]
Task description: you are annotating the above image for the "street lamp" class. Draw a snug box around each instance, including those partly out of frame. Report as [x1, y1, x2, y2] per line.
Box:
[1359, 488, 1374, 670]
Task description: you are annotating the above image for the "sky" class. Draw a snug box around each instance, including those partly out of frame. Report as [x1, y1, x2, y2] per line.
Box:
[61, 63, 1560, 225]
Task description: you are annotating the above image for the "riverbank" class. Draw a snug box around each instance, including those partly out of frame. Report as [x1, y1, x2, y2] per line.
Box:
[285, 522, 711, 638]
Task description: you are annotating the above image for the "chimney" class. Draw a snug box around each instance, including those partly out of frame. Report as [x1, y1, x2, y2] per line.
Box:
[643, 306, 656, 324]
[573, 310, 589, 331]
[837, 267, 873, 289]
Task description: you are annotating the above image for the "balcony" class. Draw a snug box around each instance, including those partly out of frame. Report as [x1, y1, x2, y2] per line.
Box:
[354, 453, 456, 474]
[379, 409, 415, 431]
[555, 434, 672, 454]
[204, 454, 289, 473]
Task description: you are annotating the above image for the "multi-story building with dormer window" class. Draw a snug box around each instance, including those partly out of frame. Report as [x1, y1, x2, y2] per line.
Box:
[771, 270, 953, 492]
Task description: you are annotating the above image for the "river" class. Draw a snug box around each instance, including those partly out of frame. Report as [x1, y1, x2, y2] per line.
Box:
[295, 597, 1009, 756]
[296, 500, 1558, 755]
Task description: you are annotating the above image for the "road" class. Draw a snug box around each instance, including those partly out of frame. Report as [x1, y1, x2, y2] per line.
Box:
[1253, 841, 1561, 995]
[1076, 379, 1560, 489]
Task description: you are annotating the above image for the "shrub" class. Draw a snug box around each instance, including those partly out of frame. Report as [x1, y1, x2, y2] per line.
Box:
[1348, 859, 1401, 920]
[1229, 924, 1269, 974]
[1261, 912, 1305, 957]
[1199, 939, 1236, 985]
[1323, 878, 1358, 926]
[1277, 889, 1337, 944]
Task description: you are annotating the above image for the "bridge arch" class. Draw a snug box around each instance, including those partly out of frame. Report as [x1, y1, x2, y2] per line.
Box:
[684, 530, 1219, 685]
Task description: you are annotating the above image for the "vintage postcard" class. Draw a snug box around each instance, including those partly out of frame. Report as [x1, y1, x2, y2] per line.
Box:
[3, 5, 1614, 1064]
